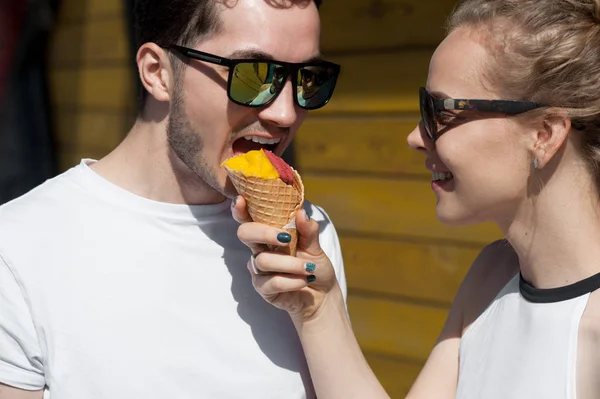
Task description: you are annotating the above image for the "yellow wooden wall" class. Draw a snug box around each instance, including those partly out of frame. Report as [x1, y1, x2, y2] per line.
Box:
[49, 0, 135, 171]
[48, 1, 504, 397]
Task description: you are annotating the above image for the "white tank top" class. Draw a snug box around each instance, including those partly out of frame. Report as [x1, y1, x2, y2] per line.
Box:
[456, 272, 600, 399]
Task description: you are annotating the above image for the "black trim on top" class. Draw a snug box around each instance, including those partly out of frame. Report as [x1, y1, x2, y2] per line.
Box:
[519, 271, 600, 303]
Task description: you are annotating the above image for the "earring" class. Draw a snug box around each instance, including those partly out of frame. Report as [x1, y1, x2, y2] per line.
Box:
[532, 158, 539, 169]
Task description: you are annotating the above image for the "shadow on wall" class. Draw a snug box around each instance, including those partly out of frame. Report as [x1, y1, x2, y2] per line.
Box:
[0, 0, 60, 205]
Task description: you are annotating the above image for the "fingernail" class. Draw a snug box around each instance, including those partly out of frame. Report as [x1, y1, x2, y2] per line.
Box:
[307, 275, 317, 283]
[305, 262, 316, 273]
[232, 196, 238, 207]
[277, 232, 292, 243]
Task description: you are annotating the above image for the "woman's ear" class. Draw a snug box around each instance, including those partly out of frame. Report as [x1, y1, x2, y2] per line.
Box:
[532, 110, 571, 168]
[136, 43, 175, 103]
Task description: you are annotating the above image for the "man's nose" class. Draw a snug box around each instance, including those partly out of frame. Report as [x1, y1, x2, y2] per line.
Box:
[257, 80, 300, 128]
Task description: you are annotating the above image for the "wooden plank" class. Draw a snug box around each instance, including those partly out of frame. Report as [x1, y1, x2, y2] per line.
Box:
[320, 0, 456, 53]
[349, 295, 446, 361]
[55, 0, 453, 45]
[49, 67, 136, 110]
[296, 116, 426, 176]
[53, 109, 133, 151]
[341, 236, 478, 304]
[57, 150, 83, 172]
[304, 174, 502, 244]
[50, 17, 130, 66]
[317, 50, 433, 115]
[365, 354, 422, 398]
[57, 0, 124, 23]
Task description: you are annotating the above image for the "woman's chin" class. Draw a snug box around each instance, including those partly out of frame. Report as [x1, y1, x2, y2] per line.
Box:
[435, 207, 475, 227]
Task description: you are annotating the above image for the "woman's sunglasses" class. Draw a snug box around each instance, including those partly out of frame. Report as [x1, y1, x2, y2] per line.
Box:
[169, 44, 341, 110]
[419, 87, 547, 141]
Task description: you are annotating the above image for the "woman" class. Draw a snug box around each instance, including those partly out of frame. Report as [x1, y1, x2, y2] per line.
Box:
[233, 0, 600, 397]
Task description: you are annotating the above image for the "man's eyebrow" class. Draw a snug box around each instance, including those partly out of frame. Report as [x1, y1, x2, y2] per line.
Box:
[227, 49, 323, 63]
[228, 49, 275, 60]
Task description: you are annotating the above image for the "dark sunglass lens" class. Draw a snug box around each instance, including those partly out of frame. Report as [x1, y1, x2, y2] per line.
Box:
[419, 88, 435, 140]
[296, 65, 338, 110]
[230, 62, 285, 106]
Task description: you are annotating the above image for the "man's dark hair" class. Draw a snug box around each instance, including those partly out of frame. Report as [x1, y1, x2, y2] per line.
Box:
[133, 0, 323, 111]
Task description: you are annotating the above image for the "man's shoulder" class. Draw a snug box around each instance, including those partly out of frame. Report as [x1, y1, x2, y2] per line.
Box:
[1, 166, 80, 211]
[302, 200, 338, 239]
[0, 166, 83, 237]
[303, 200, 330, 222]
[302, 199, 344, 270]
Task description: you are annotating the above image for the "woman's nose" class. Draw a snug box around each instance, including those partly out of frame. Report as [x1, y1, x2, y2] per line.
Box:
[407, 121, 435, 153]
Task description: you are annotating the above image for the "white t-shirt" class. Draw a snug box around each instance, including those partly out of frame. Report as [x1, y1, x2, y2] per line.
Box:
[0, 159, 347, 399]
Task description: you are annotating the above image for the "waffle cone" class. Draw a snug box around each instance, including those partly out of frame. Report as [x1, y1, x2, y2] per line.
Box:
[225, 166, 304, 256]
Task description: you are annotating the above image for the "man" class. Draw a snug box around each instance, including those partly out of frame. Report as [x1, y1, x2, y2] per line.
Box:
[0, 1, 346, 398]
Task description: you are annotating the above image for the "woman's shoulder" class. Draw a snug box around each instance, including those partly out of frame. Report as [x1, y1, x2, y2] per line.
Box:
[470, 239, 519, 280]
[457, 239, 520, 333]
[404, 240, 519, 398]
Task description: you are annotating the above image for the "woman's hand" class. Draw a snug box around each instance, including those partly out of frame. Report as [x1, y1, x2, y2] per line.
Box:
[233, 196, 390, 399]
[232, 196, 339, 322]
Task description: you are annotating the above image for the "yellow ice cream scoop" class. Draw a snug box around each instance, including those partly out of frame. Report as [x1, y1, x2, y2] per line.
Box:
[221, 149, 279, 180]
[222, 148, 304, 256]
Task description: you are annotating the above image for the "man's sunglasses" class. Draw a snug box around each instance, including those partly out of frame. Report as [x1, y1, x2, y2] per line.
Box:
[419, 87, 547, 141]
[169, 44, 341, 110]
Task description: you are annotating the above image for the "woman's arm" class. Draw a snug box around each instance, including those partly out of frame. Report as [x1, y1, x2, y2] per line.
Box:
[406, 240, 518, 399]
[0, 384, 43, 399]
[234, 196, 390, 398]
[232, 198, 507, 399]
[293, 284, 390, 399]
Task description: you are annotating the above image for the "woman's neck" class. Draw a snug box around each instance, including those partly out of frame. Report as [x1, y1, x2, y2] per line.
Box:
[502, 166, 600, 289]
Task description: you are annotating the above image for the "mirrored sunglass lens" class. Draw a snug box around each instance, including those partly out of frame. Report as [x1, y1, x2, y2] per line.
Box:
[296, 65, 337, 109]
[230, 62, 285, 106]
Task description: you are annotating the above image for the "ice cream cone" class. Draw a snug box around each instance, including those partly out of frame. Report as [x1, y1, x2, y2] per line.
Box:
[225, 166, 304, 256]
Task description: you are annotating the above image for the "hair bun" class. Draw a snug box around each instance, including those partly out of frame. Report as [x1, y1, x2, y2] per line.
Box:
[593, 0, 600, 23]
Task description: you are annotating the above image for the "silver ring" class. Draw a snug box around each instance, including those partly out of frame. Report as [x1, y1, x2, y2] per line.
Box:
[250, 254, 268, 275]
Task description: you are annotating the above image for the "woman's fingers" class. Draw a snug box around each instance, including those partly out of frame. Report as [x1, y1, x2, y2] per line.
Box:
[237, 222, 292, 253]
[255, 274, 310, 296]
[252, 252, 318, 276]
[295, 209, 325, 256]
[234, 199, 325, 259]
[247, 260, 311, 296]
[231, 195, 253, 224]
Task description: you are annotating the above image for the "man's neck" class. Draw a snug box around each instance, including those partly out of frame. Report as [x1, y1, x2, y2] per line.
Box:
[90, 118, 226, 206]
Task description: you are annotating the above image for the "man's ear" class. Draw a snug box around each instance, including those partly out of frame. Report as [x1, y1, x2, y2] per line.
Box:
[532, 110, 571, 168]
[136, 43, 176, 102]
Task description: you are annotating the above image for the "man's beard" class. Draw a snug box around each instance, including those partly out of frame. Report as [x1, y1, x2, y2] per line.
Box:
[166, 90, 236, 199]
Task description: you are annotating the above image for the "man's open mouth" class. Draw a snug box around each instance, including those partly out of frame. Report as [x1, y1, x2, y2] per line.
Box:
[232, 135, 282, 155]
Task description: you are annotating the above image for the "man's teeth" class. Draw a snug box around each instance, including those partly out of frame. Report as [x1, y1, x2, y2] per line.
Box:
[432, 172, 453, 181]
[244, 136, 281, 145]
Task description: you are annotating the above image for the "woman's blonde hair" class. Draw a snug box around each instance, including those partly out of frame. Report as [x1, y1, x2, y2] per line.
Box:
[447, 0, 600, 187]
